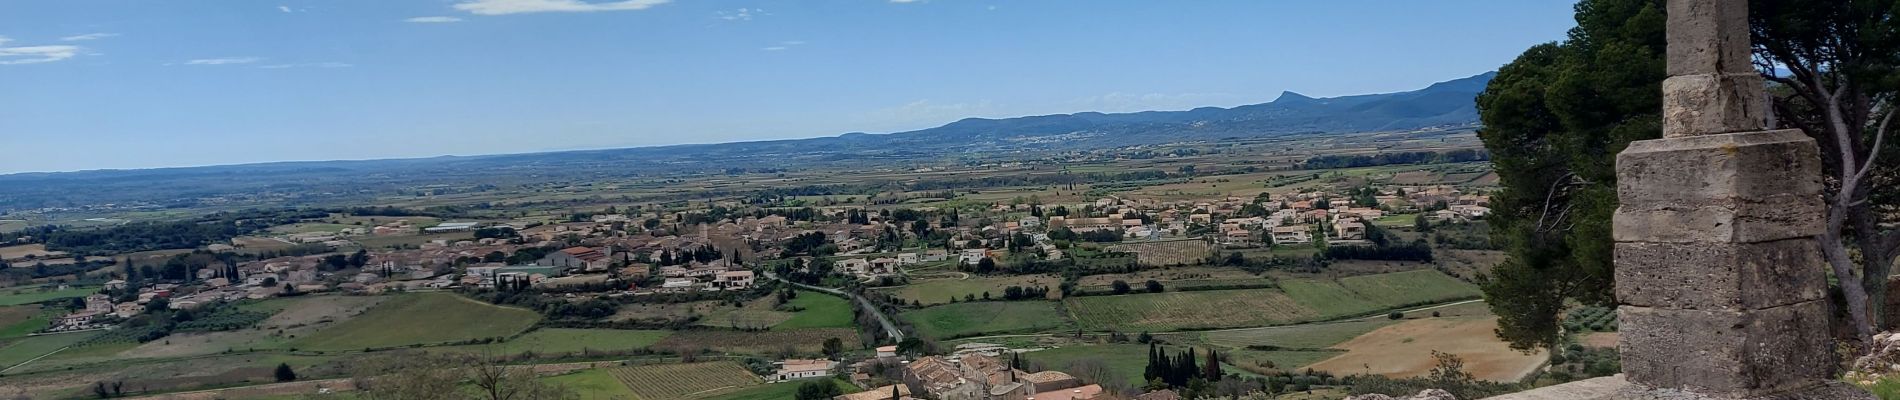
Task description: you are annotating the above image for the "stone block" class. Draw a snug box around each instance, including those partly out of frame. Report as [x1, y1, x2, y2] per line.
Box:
[1619, 302, 1833, 398]
[1614, 239, 1825, 310]
[1614, 129, 1823, 243]
[1663, 73, 1767, 137]
[1666, 0, 1753, 76]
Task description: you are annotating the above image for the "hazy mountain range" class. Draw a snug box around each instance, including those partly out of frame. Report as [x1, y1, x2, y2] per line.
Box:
[0, 71, 1494, 211]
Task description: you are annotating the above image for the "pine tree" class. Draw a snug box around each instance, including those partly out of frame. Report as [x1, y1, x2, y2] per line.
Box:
[1204, 349, 1222, 381]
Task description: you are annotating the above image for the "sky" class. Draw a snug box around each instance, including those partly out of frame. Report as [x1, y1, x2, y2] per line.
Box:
[0, 0, 1578, 174]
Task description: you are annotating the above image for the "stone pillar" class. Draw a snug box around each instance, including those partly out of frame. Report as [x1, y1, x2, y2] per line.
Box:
[1611, 0, 1853, 398]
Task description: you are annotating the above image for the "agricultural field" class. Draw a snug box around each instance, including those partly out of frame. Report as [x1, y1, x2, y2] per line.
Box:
[430, 328, 671, 357]
[1276, 270, 1477, 319]
[1106, 240, 1212, 266]
[1075, 266, 1273, 292]
[0, 284, 96, 306]
[0, 305, 46, 339]
[0, 244, 66, 261]
[884, 275, 1059, 306]
[605, 361, 762, 399]
[351, 232, 475, 250]
[542, 368, 639, 399]
[1065, 288, 1317, 332]
[902, 301, 1068, 339]
[0, 331, 96, 370]
[1306, 316, 1545, 382]
[1199, 319, 1398, 350]
[652, 328, 859, 355]
[288, 293, 540, 351]
[774, 292, 855, 329]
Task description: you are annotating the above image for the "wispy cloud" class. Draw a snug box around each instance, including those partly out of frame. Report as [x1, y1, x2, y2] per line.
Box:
[0, 45, 82, 65]
[453, 0, 671, 15]
[60, 33, 118, 41]
[716, 7, 765, 21]
[259, 62, 354, 69]
[183, 57, 262, 65]
[278, 5, 294, 13]
[0, 36, 11, 46]
[405, 16, 464, 23]
[761, 40, 807, 51]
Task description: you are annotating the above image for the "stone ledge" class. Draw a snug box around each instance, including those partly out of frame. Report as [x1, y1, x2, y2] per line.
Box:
[1483, 376, 1876, 400]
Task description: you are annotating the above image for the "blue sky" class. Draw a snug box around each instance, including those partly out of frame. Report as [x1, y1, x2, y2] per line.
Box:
[0, 0, 1576, 173]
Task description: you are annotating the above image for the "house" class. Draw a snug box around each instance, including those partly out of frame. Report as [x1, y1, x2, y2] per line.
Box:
[876, 345, 899, 359]
[870, 258, 899, 273]
[104, 280, 127, 291]
[56, 310, 102, 327]
[1135, 390, 1183, 400]
[539, 246, 614, 272]
[661, 278, 696, 290]
[1334, 220, 1366, 240]
[772, 359, 837, 381]
[923, 249, 950, 262]
[114, 302, 143, 318]
[838, 258, 872, 276]
[959, 249, 990, 265]
[715, 270, 756, 289]
[1271, 225, 1311, 245]
[896, 253, 920, 266]
[1021, 371, 1083, 394]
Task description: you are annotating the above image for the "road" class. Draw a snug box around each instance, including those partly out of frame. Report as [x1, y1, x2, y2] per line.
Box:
[761, 271, 906, 342]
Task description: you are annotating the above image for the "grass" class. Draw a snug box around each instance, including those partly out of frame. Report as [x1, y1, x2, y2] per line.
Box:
[0, 306, 47, 339]
[1279, 270, 1478, 319]
[1065, 289, 1318, 331]
[430, 328, 671, 357]
[901, 301, 1068, 339]
[705, 378, 862, 400]
[0, 331, 96, 369]
[542, 368, 639, 399]
[605, 361, 762, 399]
[776, 292, 856, 329]
[288, 293, 541, 351]
[0, 285, 97, 306]
[885, 275, 1060, 306]
[1024, 344, 1153, 387]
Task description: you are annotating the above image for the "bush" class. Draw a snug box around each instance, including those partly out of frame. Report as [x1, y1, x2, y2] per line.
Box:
[1388, 312, 1404, 320]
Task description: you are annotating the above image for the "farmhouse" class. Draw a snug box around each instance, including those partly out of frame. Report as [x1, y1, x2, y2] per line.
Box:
[835, 385, 914, 400]
[923, 249, 949, 262]
[1333, 220, 1366, 240]
[772, 359, 837, 381]
[959, 249, 990, 265]
[714, 270, 755, 289]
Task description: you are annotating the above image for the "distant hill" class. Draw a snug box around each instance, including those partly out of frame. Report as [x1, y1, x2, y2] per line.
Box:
[0, 72, 1493, 211]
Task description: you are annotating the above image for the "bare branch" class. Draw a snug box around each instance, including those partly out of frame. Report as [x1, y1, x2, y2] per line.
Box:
[1854, 103, 1893, 182]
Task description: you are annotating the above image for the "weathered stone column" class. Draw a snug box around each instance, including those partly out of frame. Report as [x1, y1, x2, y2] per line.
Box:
[1610, 0, 1861, 398]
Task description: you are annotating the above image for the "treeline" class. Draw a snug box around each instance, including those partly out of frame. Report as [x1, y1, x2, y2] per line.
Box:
[21, 209, 327, 254]
[1301, 149, 1488, 170]
[1323, 240, 1434, 262]
[902, 170, 1173, 191]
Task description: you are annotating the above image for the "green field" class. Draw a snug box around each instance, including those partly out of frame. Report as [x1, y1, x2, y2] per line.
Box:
[885, 275, 1060, 306]
[1065, 289, 1317, 331]
[775, 292, 855, 329]
[1279, 270, 1478, 319]
[705, 378, 863, 400]
[1065, 270, 1478, 331]
[1027, 344, 1257, 387]
[288, 293, 541, 351]
[901, 301, 1067, 339]
[0, 306, 47, 339]
[0, 285, 96, 306]
[0, 331, 97, 369]
[431, 328, 671, 356]
[542, 368, 639, 399]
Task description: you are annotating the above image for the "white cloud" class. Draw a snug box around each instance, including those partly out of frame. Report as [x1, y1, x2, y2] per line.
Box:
[761, 46, 787, 51]
[0, 45, 81, 65]
[279, 5, 293, 13]
[453, 0, 671, 15]
[60, 33, 117, 41]
[184, 57, 262, 65]
[405, 16, 464, 23]
[781, 40, 806, 46]
[0, 36, 11, 46]
[716, 8, 764, 21]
